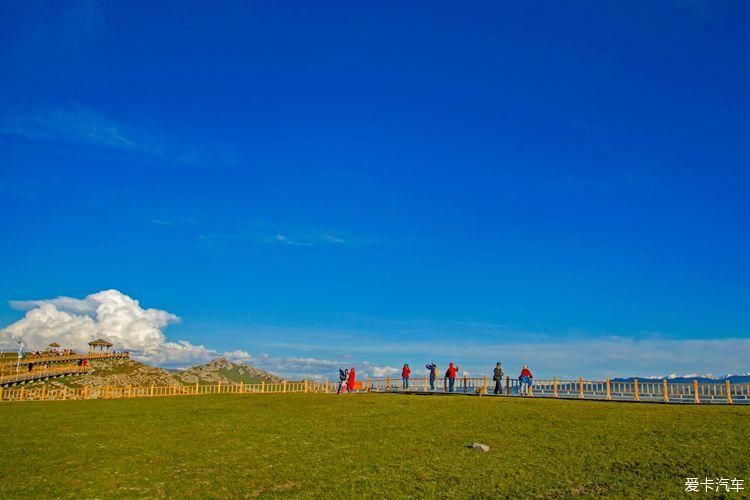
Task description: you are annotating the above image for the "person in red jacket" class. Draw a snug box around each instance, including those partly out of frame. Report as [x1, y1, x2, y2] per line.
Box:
[401, 363, 411, 390]
[519, 365, 533, 395]
[346, 367, 356, 392]
[445, 362, 459, 392]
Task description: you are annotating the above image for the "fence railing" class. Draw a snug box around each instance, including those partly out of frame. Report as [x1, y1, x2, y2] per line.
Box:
[1, 376, 748, 404]
[0, 365, 90, 386]
[0, 379, 328, 402]
[361, 376, 750, 405]
[0, 352, 129, 367]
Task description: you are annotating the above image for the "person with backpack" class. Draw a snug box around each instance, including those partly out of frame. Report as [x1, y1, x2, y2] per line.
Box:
[337, 368, 349, 394]
[445, 362, 459, 393]
[425, 362, 438, 391]
[519, 365, 533, 395]
[347, 367, 356, 392]
[401, 363, 411, 390]
[493, 362, 504, 395]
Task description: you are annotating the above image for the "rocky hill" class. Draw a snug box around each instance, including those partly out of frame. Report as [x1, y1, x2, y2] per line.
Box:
[23, 358, 174, 389]
[83, 358, 176, 387]
[22, 357, 283, 389]
[171, 358, 283, 385]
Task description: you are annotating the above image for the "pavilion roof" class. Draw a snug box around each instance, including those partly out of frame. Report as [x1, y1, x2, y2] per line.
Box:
[88, 338, 113, 347]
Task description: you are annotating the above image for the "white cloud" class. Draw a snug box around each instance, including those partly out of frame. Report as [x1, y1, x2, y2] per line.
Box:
[238, 353, 398, 380]
[0, 295, 391, 378]
[239, 325, 750, 380]
[0, 102, 240, 167]
[368, 364, 399, 377]
[223, 349, 254, 363]
[1, 289, 215, 367]
[200, 228, 350, 248]
[1, 103, 135, 148]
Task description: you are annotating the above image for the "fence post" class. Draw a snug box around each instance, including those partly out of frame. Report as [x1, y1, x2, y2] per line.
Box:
[634, 378, 640, 401]
[553, 377, 558, 398]
[605, 379, 611, 400]
[0, 385, 3, 401]
[578, 377, 584, 399]
[262, 381, 265, 393]
[325, 379, 330, 393]
[283, 380, 287, 393]
[505, 376, 510, 395]
[41, 386, 47, 401]
[128, 384, 132, 399]
[105, 385, 110, 399]
[20, 387, 25, 401]
[663, 379, 669, 403]
[304, 380, 308, 393]
[195, 382, 199, 395]
[83, 386, 89, 399]
[173, 384, 177, 396]
[149, 384, 154, 397]
[694, 380, 700, 404]
[239, 381, 244, 394]
[366, 378, 371, 392]
[386, 377, 391, 391]
[726, 380, 733, 404]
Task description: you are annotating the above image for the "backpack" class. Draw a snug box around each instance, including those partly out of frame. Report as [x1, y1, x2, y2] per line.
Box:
[339, 369, 347, 381]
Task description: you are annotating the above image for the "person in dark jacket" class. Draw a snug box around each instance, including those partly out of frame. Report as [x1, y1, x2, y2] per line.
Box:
[401, 363, 411, 390]
[337, 368, 349, 394]
[425, 362, 437, 391]
[493, 362, 504, 394]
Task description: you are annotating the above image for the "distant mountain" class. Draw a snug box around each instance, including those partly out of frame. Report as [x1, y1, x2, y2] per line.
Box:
[171, 357, 283, 385]
[612, 373, 750, 384]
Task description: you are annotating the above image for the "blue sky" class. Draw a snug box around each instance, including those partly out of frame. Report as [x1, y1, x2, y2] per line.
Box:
[1, 1, 748, 378]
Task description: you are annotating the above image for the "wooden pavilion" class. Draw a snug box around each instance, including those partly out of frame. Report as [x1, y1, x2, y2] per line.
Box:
[88, 338, 113, 353]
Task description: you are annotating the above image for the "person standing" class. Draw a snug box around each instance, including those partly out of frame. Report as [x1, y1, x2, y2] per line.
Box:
[425, 362, 437, 391]
[347, 367, 356, 392]
[519, 365, 533, 395]
[401, 363, 411, 390]
[445, 362, 459, 393]
[337, 368, 349, 394]
[493, 362, 504, 395]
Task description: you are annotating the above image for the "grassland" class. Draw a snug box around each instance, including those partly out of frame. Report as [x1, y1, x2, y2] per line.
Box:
[1, 393, 748, 498]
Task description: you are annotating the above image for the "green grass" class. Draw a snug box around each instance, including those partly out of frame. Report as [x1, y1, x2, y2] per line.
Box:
[1, 394, 748, 498]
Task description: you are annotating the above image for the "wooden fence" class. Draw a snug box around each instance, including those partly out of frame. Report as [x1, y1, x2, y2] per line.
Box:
[0, 365, 90, 386]
[0, 352, 129, 367]
[0, 379, 328, 402]
[1, 375, 748, 404]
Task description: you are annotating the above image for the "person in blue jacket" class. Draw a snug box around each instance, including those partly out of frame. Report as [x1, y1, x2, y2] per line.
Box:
[425, 362, 438, 391]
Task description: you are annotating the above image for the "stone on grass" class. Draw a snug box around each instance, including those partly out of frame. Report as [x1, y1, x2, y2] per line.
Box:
[471, 443, 489, 452]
